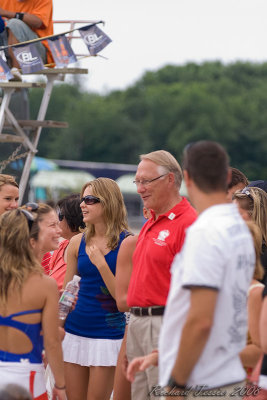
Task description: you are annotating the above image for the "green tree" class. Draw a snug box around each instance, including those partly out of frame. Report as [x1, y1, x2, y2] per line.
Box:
[29, 61, 267, 179]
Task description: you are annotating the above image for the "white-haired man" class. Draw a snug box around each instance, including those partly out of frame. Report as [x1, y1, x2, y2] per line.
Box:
[126, 150, 197, 399]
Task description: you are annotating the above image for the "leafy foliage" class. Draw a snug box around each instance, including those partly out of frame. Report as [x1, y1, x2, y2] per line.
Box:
[29, 61, 267, 179]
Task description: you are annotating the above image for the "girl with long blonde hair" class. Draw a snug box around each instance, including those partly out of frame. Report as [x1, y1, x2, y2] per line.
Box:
[233, 187, 267, 392]
[62, 178, 130, 400]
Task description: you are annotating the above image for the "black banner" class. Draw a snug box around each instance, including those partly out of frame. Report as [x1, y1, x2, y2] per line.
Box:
[13, 43, 44, 74]
[79, 25, 112, 56]
[48, 35, 77, 67]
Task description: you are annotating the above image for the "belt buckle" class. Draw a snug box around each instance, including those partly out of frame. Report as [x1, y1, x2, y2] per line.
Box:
[148, 307, 152, 316]
[133, 307, 142, 316]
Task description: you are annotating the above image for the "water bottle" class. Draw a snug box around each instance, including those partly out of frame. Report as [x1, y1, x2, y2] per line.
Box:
[58, 275, 81, 321]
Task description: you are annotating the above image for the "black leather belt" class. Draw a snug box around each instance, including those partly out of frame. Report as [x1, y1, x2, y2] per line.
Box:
[130, 306, 165, 316]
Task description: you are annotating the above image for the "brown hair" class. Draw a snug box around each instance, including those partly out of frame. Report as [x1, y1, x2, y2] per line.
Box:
[233, 187, 267, 245]
[0, 174, 18, 190]
[21, 203, 54, 241]
[81, 178, 129, 250]
[0, 210, 41, 305]
[228, 167, 248, 189]
[57, 194, 85, 232]
[140, 150, 183, 189]
[0, 384, 32, 400]
[246, 221, 264, 280]
[183, 141, 229, 193]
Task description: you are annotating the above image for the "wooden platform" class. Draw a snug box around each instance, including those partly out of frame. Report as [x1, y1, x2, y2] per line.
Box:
[0, 134, 24, 143]
[0, 82, 46, 89]
[29, 67, 88, 75]
[4, 120, 69, 129]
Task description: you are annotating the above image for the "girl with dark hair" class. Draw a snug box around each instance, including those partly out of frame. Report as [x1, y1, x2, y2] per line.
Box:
[49, 194, 85, 291]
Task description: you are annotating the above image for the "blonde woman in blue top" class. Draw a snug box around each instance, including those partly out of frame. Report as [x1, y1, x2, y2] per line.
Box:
[62, 178, 130, 400]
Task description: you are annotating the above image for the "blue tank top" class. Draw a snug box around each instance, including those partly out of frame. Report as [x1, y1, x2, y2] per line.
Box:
[0, 309, 43, 363]
[65, 232, 127, 339]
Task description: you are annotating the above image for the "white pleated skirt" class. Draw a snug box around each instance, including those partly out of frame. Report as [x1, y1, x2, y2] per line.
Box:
[62, 332, 123, 367]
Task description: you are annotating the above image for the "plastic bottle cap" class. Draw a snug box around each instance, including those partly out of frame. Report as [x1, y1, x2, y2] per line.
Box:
[73, 275, 81, 282]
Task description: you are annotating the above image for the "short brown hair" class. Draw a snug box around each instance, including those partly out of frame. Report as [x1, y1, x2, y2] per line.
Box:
[140, 150, 183, 188]
[0, 384, 32, 400]
[228, 167, 248, 189]
[183, 141, 229, 193]
[57, 193, 85, 232]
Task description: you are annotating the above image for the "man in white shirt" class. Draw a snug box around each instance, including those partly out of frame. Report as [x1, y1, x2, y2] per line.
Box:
[127, 141, 255, 399]
[158, 141, 255, 398]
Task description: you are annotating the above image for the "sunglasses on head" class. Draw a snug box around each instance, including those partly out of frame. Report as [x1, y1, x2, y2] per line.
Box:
[24, 202, 39, 212]
[19, 209, 34, 231]
[241, 187, 253, 201]
[58, 212, 64, 221]
[55, 207, 64, 221]
[80, 195, 100, 205]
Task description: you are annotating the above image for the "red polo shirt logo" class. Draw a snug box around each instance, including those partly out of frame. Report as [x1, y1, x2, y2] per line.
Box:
[127, 198, 198, 307]
[153, 229, 170, 246]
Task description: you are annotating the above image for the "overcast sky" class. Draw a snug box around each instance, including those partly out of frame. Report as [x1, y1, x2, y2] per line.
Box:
[53, 0, 267, 93]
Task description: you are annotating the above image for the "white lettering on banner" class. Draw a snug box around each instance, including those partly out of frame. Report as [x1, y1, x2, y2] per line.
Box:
[84, 33, 103, 45]
[17, 52, 38, 64]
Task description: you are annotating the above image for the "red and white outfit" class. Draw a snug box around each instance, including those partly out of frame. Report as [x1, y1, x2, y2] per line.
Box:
[49, 239, 69, 291]
[41, 252, 52, 275]
[0, 362, 47, 399]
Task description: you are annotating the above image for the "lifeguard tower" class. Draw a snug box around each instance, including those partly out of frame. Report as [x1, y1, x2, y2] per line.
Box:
[0, 20, 104, 202]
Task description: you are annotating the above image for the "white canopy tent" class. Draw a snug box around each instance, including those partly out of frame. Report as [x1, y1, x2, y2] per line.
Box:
[29, 169, 95, 202]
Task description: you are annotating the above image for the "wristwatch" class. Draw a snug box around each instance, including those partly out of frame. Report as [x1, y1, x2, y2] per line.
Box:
[15, 12, 24, 20]
[167, 375, 186, 390]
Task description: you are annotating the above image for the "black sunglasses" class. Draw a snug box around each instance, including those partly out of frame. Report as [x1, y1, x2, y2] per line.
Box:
[55, 206, 64, 221]
[58, 212, 64, 221]
[80, 195, 100, 205]
[19, 209, 34, 231]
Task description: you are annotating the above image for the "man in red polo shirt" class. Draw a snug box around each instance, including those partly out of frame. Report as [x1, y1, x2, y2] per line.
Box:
[126, 150, 197, 399]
